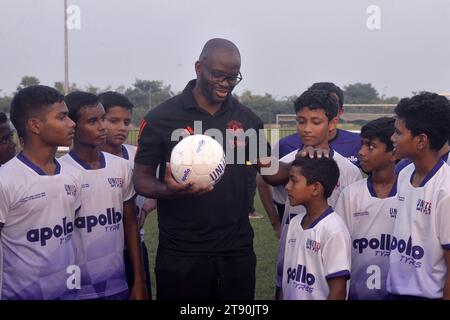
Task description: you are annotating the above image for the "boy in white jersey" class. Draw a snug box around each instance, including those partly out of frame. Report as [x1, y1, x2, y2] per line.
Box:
[99, 91, 155, 299]
[335, 117, 397, 299]
[0, 85, 81, 299]
[281, 156, 351, 299]
[275, 89, 361, 297]
[388, 92, 450, 299]
[60, 91, 147, 300]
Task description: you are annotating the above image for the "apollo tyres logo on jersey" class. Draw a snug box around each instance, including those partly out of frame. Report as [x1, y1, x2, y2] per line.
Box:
[26, 217, 74, 246]
[391, 236, 425, 268]
[353, 234, 393, 257]
[353, 233, 425, 265]
[75, 207, 122, 233]
[286, 264, 315, 293]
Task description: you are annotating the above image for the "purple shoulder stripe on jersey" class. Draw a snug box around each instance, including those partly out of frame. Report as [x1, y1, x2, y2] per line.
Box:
[442, 151, 449, 163]
[395, 159, 412, 174]
[69, 150, 106, 170]
[306, 206, 333, 229]
[388, 179, 398, 197]
[325, 270, 351, 280]
[121, 145, 129, 160]
[285, 213, 298, 225]
[410, 159, 445, 187]
[17, 152, 61, 175]
[367, 175, 397, 198]
[367, 175, 376, 197]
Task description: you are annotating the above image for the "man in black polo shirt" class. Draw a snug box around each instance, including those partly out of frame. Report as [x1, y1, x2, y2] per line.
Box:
[133, 38, 288, 300]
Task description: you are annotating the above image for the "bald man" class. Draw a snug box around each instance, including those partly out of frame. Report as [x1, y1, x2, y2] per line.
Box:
[133, 38, 272, 300]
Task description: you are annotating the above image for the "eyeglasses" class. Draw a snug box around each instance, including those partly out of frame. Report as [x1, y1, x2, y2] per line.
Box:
[0, 130, 15, 145]
[203, 64, 243, 85]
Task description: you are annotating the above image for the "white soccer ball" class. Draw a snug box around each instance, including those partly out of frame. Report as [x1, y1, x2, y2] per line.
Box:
[170, 134, 226, 188]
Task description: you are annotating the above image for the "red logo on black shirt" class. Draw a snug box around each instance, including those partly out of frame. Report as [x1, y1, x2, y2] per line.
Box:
[227, 120, 246, 148]
[227, 120, 244, 132]
[136, 119, 148, 151]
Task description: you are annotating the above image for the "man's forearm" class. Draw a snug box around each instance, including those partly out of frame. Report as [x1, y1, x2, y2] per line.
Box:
[134, 176, 176, 199]
[259, 160, 291, 186]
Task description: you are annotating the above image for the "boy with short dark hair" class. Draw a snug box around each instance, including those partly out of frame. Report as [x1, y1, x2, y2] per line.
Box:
[387, 92, 450, 299]
[275, 89, 361, 296]
[0, 85, 81, 299]
[335, 117, 397, 299]
[0, 112, 16, 165]
[98, 91, 154, 299]
[60, 91, 147, 300]
[281, 156, 351, 300]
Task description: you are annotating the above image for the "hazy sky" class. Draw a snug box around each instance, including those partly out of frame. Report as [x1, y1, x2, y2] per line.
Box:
[1, 0, 449, 99]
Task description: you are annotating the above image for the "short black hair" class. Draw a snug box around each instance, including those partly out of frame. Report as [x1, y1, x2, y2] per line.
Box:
[291, 156, 340, 198]
[309, 82, 344, 108]
[65, 91, 100, 123]
[10, 85, 64, 138]
[294, 89, 339, 121]
[98, 91, 134, 112]
[0, 112, 7, 125]
[395, 92, 450, 151]
[361, 117, 395, 152]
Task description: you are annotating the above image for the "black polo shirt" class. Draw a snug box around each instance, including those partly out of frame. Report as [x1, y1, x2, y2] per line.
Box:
[135, 80, 269, 256]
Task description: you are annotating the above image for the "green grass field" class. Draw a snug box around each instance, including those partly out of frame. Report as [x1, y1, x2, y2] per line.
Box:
[143, 193, 279, 300]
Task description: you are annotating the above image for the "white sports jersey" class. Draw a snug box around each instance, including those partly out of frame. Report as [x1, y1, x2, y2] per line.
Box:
[335, 176, 397, 299]
[276, 149, 362, 287]
[387, 161, 450, 298]
[282, 207, 351, 300]
[0, 153, 82, 300]
[59, 151, 135, 299]
[122, 144, 149, 242]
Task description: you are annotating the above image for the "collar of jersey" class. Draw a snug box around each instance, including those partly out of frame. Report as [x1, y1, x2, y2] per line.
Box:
[121, 145, 129, 160]
[301, 206, 333, 229]
[410, 159, 445, 188]
[17, 152, 61, 176]
[69, 150, 106, 170]
[367, 175, 397, 198]
[442, 151, 449, 163]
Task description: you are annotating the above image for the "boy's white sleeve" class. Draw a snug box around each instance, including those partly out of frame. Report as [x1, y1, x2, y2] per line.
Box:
[437, 195, 450, 248]
[122, 160, 136, 202]
[275, 208, 291, 287]
[322, 229, 352, 280]
[334, 189, 353, 235]
[0, 180, 10, 224]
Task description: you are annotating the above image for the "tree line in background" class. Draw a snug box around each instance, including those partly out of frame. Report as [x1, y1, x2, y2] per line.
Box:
[0, 76, 400, 125]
